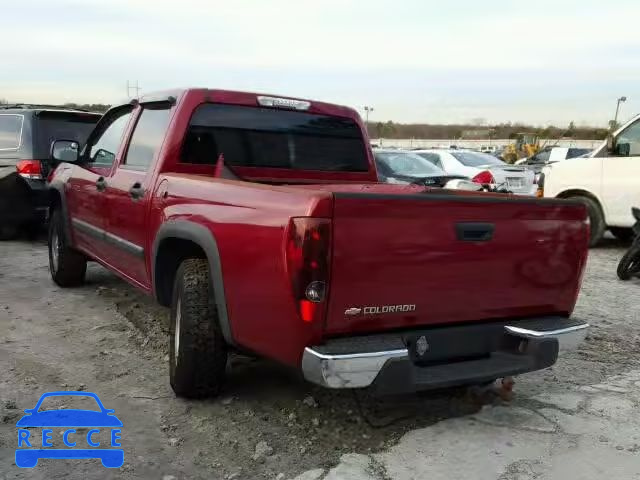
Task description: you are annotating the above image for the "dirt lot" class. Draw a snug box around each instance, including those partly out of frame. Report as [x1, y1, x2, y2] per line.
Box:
[1, 237, 639, 479]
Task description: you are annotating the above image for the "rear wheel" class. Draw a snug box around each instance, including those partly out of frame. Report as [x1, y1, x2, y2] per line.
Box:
[48, 209, 87, 287]
[610, 227, 634, 243]
[169, 258, 228, 398]
[570, 196, 605, 247]
[617, 244, 640, 280]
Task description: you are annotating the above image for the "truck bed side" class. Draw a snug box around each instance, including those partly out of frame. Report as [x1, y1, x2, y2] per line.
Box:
[148, 174, 334, 365]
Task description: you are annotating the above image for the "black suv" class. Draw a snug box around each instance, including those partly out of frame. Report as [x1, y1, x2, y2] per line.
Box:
[0, 105, 101, 239]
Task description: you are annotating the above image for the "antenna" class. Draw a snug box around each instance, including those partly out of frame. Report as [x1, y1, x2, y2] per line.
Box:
[126, 80, 141, 100]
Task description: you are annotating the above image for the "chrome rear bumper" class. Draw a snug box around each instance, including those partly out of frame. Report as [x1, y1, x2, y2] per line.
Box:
[301, 347, 409, 389]
[301, 318, 588, 390]
[505, 322, 589, 351]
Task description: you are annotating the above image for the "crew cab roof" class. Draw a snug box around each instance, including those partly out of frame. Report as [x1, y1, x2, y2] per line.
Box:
[126, 88, 361, 120]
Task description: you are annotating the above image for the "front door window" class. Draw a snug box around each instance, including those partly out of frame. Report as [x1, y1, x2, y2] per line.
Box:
[616, 120, 640, 157]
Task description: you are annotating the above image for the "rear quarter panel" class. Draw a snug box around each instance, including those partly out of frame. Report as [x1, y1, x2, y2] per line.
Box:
[148, 175, 332, 366]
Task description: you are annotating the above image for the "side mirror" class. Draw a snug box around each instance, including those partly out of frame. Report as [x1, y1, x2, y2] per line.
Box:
[50, 140, 80, 163]
[606, 134, 616, 153]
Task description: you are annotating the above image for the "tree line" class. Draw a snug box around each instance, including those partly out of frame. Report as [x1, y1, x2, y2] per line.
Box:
[0, 99, 111, 113]
[62, 103, 111, 112]
[367, 120, 610, 140]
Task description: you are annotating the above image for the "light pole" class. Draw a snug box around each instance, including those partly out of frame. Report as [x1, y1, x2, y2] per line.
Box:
[364, 106, 374, 125]
[613, 96, 627, 129]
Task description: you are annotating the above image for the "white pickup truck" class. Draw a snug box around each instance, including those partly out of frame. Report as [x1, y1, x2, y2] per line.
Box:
[539, 113, 640, 246]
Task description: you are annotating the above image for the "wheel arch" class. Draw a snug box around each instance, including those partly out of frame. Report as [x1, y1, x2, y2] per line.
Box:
[556, 189, 607, 224]
[47, 180, 72, 243]
[152, 220, 235, 345]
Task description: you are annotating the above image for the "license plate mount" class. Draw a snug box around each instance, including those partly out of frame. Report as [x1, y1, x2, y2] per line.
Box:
[506, 177, 524, 188]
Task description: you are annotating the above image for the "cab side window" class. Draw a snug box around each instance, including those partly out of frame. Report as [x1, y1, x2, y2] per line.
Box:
[122, 106, 172, 171]
[616, 121, 640, 157]
[87, 109, 134, 166]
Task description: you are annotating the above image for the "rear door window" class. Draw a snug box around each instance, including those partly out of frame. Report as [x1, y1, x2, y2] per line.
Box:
[122, 106, 172, 171]
[181, 104, 368, 172]
[0, 114, 24, 150]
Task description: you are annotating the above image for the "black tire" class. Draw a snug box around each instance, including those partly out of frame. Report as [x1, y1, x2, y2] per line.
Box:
[0, 224, 19, 240]
[617, 244, 640, 280]
[610, 227, 634, 243]
[169, 258, 228, 398]
[571, 196, 605, 247]
[48, 209, 87, 287]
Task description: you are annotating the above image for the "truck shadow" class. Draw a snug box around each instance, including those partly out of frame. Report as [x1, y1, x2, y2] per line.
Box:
[225, 352, 484, 427]
[39, 258, 531, 476]
[87, 262, 491, 446]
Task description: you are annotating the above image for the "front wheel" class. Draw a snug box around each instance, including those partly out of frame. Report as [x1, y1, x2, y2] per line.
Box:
[617, 244, 640, 280]
[169, 258, 228, 398]
[48, 209, 87, 287]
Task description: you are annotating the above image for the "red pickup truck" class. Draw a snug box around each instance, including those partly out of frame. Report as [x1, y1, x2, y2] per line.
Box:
[47, 88, 589, 397]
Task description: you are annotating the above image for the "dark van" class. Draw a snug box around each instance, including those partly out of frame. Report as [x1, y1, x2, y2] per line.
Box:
[0, 105, 101, 239]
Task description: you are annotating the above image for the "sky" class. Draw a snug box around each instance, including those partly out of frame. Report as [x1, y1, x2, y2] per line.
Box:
[2, 0, 639, 127]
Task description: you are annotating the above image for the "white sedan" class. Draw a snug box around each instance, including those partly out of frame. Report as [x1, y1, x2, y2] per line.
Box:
[413, 149, 537, 196]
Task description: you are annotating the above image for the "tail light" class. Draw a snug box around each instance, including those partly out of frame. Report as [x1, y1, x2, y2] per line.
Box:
[472, 170, 495, 184]
[285, 218, 331, 324]
[16, 160, 43, 180]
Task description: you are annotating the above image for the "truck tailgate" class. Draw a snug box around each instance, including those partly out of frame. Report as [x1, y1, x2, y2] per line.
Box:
[325, 191, 588, 336]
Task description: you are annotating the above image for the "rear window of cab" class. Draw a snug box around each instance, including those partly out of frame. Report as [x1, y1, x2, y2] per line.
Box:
[180, 104, 369, 172]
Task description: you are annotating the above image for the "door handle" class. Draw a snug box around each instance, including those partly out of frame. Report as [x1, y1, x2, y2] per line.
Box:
[456, 222, 495, 242]
[95, 177, 107, 192]
[129, 182, 145, 200]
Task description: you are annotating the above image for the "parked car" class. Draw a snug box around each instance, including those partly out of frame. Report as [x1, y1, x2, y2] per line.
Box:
[374, 149, 470, 187]
[47, 88, 588, 398]
[516, 146, 592, 174]
[0, 105, 101, 239]
[539, 114, 640, 246]
[414, 149, 537, 195]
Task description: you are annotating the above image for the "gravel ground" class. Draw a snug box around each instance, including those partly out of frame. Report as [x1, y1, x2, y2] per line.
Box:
[1, 236, 638, 479]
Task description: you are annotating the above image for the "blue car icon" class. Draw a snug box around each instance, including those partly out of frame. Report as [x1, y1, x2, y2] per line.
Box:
[16, 391, 123, 468]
